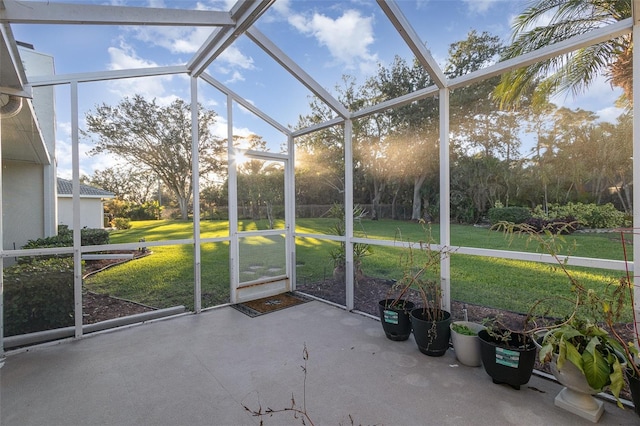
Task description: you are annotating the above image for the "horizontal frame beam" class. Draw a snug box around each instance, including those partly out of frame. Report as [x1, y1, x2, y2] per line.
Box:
[0, 0, 234, 26]
[28, 65, 187, 87]
[449, 18, 632, 90]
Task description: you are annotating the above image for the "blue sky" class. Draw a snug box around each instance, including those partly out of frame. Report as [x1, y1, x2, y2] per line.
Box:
[13, 0, 624, 179]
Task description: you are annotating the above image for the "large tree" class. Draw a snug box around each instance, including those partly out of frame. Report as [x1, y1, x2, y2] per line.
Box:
[85, 95, 226, 219]
[235, 135, 284, 228]
[83, 165, 157, 204]
[494, 0, 632, 107]
[295, 76, 373, 210]
[372, 56, 438, 221]
[446, 30, 519, 159]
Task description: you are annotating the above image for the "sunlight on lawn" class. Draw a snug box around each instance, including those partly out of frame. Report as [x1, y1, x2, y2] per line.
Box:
[90, 219, 632, 319]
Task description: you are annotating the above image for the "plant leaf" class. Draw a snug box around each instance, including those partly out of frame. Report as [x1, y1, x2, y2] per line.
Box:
[564, 340, 584, 374]
[609, 356, 624, 408]
[539, 343, 554, 363]
[582, 348, 610, 390]
[557, 338, 567, 370]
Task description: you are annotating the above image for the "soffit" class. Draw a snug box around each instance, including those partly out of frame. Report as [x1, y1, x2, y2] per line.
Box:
[0, 4, 47, 165]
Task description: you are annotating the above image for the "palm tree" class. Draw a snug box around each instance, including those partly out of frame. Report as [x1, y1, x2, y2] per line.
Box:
[494, 0, 632, 108]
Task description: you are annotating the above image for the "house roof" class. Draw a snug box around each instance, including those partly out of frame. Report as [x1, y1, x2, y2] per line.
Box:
[57, 178, 115, 199]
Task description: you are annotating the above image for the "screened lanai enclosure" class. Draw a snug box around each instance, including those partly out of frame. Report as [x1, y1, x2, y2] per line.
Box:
[1, 0, 640, 361]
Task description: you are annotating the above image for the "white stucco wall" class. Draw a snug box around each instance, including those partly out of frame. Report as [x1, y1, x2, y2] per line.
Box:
[18, 45, 57, 237]
[2, 162, 45, 250]
[57, 197, 106, 229]
[3, 44, 57, 254]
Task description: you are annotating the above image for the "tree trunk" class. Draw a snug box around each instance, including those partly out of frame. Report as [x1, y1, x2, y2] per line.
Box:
[391, 186, 399, 220]
[411, 174, 427, 221]
[372, 180, 385, 220]
[265, 201, 274, 229]
[422, 197, 430, 222]
[177, 196, 189, 220]
[615, 182, 632, 214]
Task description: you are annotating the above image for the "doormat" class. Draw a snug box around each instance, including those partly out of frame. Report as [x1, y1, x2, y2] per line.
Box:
[232, 292, 312, 317]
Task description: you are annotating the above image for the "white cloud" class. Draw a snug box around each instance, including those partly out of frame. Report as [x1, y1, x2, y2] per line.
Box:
[225, 70, 245, 84]
[218, 45, 255, 70]
[287, 9, 378, 73]
[597, 106, 625, 123]
[146, 0, 166, 8]
[129, 26, 211, 54]
[108, 40, 158, 70]
[551, 73, 624, 122]
[106, 41, 175, 100]
[124, 0, 231, 54]
[202, 97, 219, 109]
[210, 115, 251, 140]
[271, 0, 291, 15]
[170, 28, 214, 54]
[462, 0, 499, 14]
[128, 24, 254, 82]
[55, 122, 122, 180]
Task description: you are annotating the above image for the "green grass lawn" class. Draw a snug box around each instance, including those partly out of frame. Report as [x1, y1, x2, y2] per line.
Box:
[84, 219, 634, 320]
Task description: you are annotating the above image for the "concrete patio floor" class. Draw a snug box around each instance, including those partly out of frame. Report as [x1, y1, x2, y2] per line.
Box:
[1, 299, 638, 425]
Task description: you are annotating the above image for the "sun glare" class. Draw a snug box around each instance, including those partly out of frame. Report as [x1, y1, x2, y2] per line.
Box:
[233, 149, 249, 167]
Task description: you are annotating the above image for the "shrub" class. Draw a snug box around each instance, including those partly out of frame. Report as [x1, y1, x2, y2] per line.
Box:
[523, 216, 577, 234]
[112, 217, 132, 230]
[581, 203, 625, 229]
[80, 228, 110, 246]
[22, 225, 72, 248]
[3, 257, 75, 336]
[128, 201, 162, 220]
[22, 225, 110, 248]
[487, 206, 531, 225]
[532, 202, 624, 229]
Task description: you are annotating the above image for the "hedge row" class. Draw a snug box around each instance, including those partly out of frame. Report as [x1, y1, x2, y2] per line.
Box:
[6, 225, 111, 337]
[488, 203, 626, 230]
[3, 257, 74, 336]
[22, 225, 109, 249]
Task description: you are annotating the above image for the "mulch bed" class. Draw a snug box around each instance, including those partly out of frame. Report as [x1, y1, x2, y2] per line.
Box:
[82, 250, 156, 324]
[297, 275, 532, 325]
[83, 291, 155, 324]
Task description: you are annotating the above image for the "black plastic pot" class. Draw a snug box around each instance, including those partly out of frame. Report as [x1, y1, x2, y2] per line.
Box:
[410, 308, 451, 356]
[627, 368, 640, 417]
[378, 299, 414, 341]
[478, 329, 536, 390]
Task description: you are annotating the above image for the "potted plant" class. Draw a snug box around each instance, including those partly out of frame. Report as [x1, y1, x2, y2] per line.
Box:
[378, 275, 415, 341]
[627, 363, 640, 418]
[400, 236, 451, 357]
[537, 318, 626, 422]
[495, 221, 640, 416]
[378, 297, 415, 341]
[410, 280, 451, 357]
[450, 321, 485, 367]
[477, 318, 537, 390]
[608, 231, 640, 418]
[598, 231, 640, 418]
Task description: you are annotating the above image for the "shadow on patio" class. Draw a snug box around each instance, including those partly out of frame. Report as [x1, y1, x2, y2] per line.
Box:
[1, 300, 638, 425]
